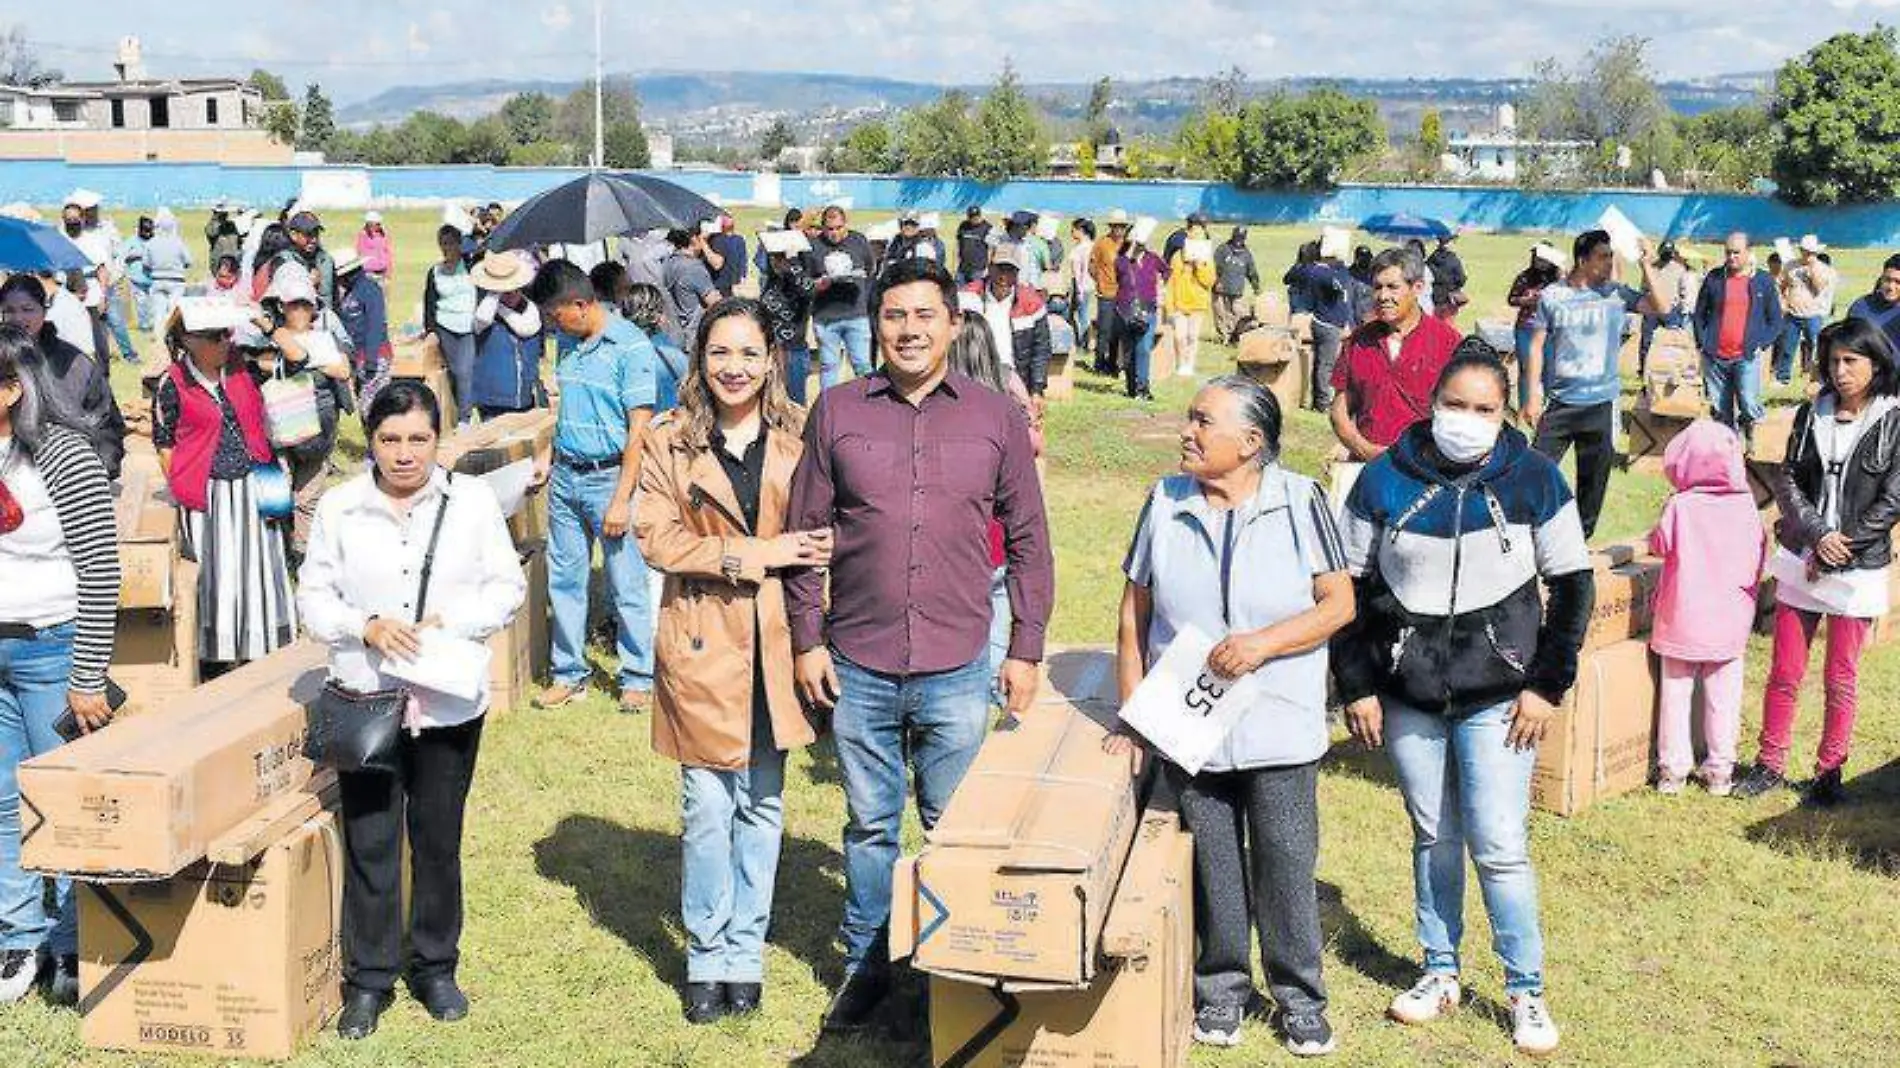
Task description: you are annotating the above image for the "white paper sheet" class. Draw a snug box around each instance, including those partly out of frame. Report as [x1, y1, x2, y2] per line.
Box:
[1597, 205, 1644, 262]
[380, 628, 493, 702]
[1035, 215, 1060, 241]
[1116, 624, 1261, 775]
[1184, 239, 1215, 264]
[481, 456, 536, 518]
[758, 229, 811, 256]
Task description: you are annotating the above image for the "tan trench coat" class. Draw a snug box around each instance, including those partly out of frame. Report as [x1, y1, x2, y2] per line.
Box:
[634, 415, 816, 770]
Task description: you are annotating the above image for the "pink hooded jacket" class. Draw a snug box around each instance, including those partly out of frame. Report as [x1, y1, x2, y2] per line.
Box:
[1648, 419, 1767, 661]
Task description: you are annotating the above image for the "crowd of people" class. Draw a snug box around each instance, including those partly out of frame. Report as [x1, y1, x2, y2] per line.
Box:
[0, 188, 1896, 1061]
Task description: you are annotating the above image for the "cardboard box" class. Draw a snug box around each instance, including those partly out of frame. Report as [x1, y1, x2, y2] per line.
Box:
[387, 333, 443, 377]
[1253, 290, 1289, 328]
[1744, 459, 1780, 511]
[1584, 556, 1662, 650]
[114, 448, 179, 610]
[489, 548, 549, 712]
[1623, 399, 1694, 465]
[1045, 348, 1075, 401]
[1236, 326, 1296, 367]
[891, 704, 1140, 986]
[1238, 336, 1310, 416]
[928, 816, 1193, 1068]
[1643, 374, 1705, 419]
[1752, 406, 1798, 464]
[79, 810, 343, 1061]
[1532, 639, 1658, 816]
[22, 641, 328, 879]
[1150, 324, 1177, 381]
[111, 558, 201, 718]
[390, 360, 457, 433]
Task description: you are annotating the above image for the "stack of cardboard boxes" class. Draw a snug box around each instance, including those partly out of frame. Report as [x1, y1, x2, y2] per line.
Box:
[110, 443, 201, 717]
[888, 669, 1193, 1068]
[389, 333, 458, 434]
[1234, 298, 1312, 417]
[21, 642, 344, 1059]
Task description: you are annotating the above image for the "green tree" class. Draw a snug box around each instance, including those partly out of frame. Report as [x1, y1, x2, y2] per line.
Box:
[507, 140, 574, 167]
[260, 99, 300, 146]
[1121, 137, 1154, 180]
[1419, 108, 1447, 159]
[971, 61, 1043, 181]
[1176, 110, 1243, 181]
[1084, 76, 1113, 144]
[602, 121, 650, 169]
[498, 92, 556, 146]
[828, 121, 899, 174]
[247, 68, 290, 101]
[457, 116, 512, 165]
[1519, 34, 1670, 183]
[1234, 87, 1384, 189]
[1770, 28, 1900, 205]
[1077, 139, 1097, 179]
[898, 91, 978, 176]
[556, 78, 645, 162]
[297, 83, 336, 152]
[759, 119, 796, 162]
[1678, 105, 1772, 191]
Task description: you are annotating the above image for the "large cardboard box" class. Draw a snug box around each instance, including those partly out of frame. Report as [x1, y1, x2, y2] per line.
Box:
[78, 810, 343, 1061]
[114, 448, 179, 610]
[21, 641, 328, 879]
[1584, 555, 1662, 650]
[440, 410, 557, 544]
[387, 333, 443, 378]
[891, 704, 1140, 986]
[928, 816, 1193, 1068]
[1752, 406, 1798, 464]
[1623, 398, 1694, 468]
[1044, 348, 1075, 401]
[1238, 336, 1310, 416]
[1532, 639, 1658, 816]
[1149, 324, 1177, 381]
[489, 548, 550, 713]
[1236, 326, 1297, 367]
[111, 558, 201, 717]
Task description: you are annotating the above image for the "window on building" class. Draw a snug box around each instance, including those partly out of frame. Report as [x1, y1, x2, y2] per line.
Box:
[206, 97, 219, 125]
[108, 99, 124, 127]
[0, 99, 14, 127]
[150, 96, 170, 128]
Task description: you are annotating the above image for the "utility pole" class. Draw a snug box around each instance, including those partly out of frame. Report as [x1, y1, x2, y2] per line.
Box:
[592, 0, 604, 169]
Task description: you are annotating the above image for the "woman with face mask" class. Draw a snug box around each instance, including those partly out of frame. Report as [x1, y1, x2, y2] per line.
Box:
[1329, 349, 1594, 1059]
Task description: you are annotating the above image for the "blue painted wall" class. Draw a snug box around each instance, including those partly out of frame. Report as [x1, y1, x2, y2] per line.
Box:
[10, 159, 1900, 247]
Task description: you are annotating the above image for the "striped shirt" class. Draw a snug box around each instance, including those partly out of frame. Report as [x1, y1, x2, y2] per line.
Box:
[0, 425, 121, 693]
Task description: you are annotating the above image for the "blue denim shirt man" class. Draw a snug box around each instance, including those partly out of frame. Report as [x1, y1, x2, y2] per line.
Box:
[527, 259, 658, 711]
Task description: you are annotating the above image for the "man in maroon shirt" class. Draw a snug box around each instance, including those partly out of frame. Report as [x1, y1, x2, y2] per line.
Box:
[1328, 247, 1463, 461]
[785, 256, 1055, 1031]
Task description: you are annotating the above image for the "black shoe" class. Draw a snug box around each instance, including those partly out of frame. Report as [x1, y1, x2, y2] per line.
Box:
[1137, 388, 1155, 402]
[1283, 1008, 1338, 1057]
[337, 988, 393, 1040]
[46, 954, 78, 1008]
[1806, 767, 1846, 808]
[821, 970, 890, 1033]
[1731, 761, 1786, 799]
[684, 981, 728, 1025]
[409, 974, 469, 1022]
[725, 981, 763, 1016]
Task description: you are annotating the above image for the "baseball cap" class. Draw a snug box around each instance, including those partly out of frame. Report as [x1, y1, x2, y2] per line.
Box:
[286, 211, 323, 234]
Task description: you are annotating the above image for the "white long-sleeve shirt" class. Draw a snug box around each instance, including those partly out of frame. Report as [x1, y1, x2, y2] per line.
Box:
[473, 292, 542, 336]
[297, 467, 527, 728]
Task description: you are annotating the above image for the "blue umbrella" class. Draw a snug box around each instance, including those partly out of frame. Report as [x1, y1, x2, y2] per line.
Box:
[0, 215, 91, 273]
[1360, 213, 1455, 241]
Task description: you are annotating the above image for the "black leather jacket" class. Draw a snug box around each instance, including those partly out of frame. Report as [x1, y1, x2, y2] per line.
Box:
[1774, 399, 1900, 571]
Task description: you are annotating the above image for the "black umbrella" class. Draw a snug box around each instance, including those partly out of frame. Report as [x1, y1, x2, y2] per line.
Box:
[485, 173, 721, 251]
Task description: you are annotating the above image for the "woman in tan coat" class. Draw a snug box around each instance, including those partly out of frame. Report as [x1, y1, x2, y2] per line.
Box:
[635, 297, 832, 1026]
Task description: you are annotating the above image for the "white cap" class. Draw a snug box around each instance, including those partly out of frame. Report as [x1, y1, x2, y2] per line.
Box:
[1799, 233, 1825, 254]
[363, 210, 383, 224]
[168, 297, 254, 335]
[263, 262, 319, 306]
[64, 188, 103, 209]
[1106, 208, 1130, 227]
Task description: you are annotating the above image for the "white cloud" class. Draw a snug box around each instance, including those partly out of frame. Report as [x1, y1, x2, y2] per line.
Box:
[406, 22, 430, 56]
[542, 2, 573, 31]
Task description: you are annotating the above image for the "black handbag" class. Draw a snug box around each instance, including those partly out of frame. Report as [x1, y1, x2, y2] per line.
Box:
[303, 476, 455, 774]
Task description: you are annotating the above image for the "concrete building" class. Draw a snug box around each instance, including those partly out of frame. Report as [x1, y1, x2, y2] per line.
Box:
[1442, 104, 1588, 182]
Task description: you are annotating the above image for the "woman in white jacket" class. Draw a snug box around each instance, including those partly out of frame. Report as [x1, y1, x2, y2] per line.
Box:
[296, 379, 525, 1041]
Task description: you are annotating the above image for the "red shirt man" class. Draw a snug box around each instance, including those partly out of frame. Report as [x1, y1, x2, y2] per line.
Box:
[1330, 249, 1463, 460]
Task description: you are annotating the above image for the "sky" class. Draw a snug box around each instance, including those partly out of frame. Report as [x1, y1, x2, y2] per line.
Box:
[9, 1, 1898, 103]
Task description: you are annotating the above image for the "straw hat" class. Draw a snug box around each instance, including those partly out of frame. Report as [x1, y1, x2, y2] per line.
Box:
[470, 251, 536, 293]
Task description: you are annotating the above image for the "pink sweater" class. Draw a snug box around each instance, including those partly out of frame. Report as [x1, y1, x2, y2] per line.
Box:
[1648, 420, 1766, 661]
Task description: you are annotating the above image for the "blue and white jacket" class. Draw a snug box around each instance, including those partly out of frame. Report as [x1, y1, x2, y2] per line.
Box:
[1331, 422, 1595, 713]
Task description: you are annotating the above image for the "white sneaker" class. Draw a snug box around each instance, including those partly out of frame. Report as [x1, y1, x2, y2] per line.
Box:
[1387, 973, 1461, 1025]
[1510, 992, 1561, 1056]
[0, 950, 39, 1004]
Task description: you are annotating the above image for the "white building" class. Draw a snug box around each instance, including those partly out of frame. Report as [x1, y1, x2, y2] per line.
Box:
[0, 85, 99, 130]
[1443, 104, 1588, 182]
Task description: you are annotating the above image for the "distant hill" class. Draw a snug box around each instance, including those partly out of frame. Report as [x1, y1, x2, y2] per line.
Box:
[337, 69, 1769, 147]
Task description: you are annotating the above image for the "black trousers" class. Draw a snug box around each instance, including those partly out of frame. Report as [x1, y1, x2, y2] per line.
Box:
[1531, 398, 1616, 539]
[1168, 760, 1328, 1015]
[339, 717, 485, 994]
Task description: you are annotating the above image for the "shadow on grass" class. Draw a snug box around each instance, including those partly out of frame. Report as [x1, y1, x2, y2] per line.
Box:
[532, 814, 849, 991]
[787, 969, 932, 1068]
[1319, 879, 1511, 1023]
[1321, 737, 1401, 791]
[1744, 756, 1900, 877]
[803, 736, 844, 788]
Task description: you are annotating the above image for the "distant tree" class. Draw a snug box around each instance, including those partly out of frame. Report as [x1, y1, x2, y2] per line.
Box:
[1677, 105, 1772, 191]
[1205, 65, 1247, 115]
[1419, 108, 1447, 160]
[602, 120, 650, 169]
[1085, 76, 1113, 143]
[260, 99, 300, 146]
[498, 92, 556, 147]
[1771, 28, 1900, 206]
[898, 91, 978, 176]
[1122, 137, 1158, 180]
[759, 119, 796, 162]
[247, 69, 290, 101]
[972, 61, 1043, 181]
[828, 121, 899, 174]
[0, 25, 62, 88]
[297, 84, 336, 152]
[1176, 110, 1243, 182]
[1234, 88, 1384, 189]
[1519, 34, 1669, 183]
[456, 116, 512, 165]
[1078, 139, 1098, 179]
[556, 78, 645, 163]
[507, 140, 573, 167]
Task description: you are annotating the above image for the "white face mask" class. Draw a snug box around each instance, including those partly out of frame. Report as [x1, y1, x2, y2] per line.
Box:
[1431, 407, 1501, 464]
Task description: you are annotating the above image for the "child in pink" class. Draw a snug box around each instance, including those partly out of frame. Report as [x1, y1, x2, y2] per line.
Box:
[1647, 420, 1766, 794]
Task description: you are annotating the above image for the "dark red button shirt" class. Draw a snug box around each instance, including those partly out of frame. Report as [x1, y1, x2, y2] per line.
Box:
[1330, 313, 1462, 449]
[786, 371, 1054, 675]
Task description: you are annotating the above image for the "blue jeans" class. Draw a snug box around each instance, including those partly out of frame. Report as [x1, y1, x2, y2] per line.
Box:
[148, 281, 185, 340]
[985, 566, 1010, 708]
[435, 328, 477, 423]
[1512, 323, 1541, 410]
[814, 317, 873, 389]
[130, 280, 153, 331]
[1123, 309, 1158, 395]
[547, 462, 653, 692]
[680, 712, 786, 983]
[784, 341, 812, 405]
[1384, 697, 1544, 995]
[832, 651, 991, 974]
[0, 622, 77, 955]
[1070, 289, 1094, 350]
[1703, 351, 1765, 430]
[103, 287, 139, 362]
[1776, 314, 1824, 384]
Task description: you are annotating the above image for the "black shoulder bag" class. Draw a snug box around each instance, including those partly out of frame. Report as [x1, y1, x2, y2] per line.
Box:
[303, 476, 455, 775]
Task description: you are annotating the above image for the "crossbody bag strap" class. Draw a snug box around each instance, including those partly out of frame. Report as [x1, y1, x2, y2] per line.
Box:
[412, 472, 454, 624]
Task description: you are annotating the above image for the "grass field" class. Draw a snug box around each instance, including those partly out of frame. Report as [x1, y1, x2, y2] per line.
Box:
[3, 206, 1896, 1066]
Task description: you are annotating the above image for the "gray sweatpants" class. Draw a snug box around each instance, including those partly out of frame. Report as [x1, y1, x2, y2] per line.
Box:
[1167, 759, 1328, 1014]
